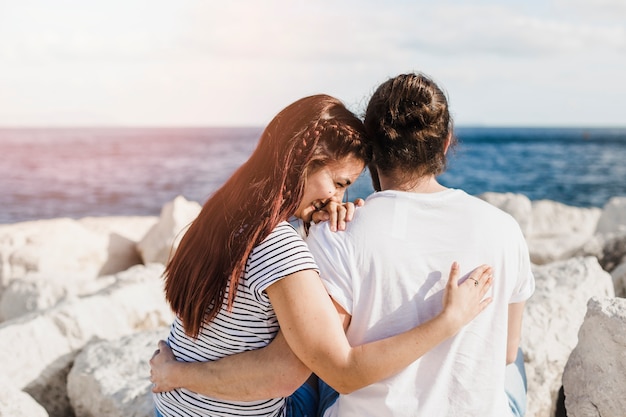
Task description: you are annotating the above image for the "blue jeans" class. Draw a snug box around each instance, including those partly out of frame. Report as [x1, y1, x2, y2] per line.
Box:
[317, 348, 529, 417]
[505, 347, 528, 417]
[285, 381, 319, 417]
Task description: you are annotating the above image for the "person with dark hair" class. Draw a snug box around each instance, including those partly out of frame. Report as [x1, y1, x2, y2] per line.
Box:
[305, 72, 535, 416]
[151, 93, 493, 417]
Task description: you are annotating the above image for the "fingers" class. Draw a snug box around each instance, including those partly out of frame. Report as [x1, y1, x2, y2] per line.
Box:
[462, 264, 492, 289]
[343, 202, 356, 224]
[447, 261, 460, 289]
[329, 202, 341, 231]
[312, 199, 364, 232]
[479, 296, 493, 311]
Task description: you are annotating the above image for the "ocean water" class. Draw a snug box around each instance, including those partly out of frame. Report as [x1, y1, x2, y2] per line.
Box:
[1, 126, 625, 225]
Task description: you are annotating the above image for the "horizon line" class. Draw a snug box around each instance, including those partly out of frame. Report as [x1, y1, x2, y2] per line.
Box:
[1, 124, 626, 130]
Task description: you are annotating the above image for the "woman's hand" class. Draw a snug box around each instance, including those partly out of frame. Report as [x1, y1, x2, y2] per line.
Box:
[440, 262, 493, 333]
[311, 198, 365, 232]
[149, 340, 179, 393]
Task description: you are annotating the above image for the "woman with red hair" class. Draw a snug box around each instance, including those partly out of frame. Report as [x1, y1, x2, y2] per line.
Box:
[151, 94, 492, 417]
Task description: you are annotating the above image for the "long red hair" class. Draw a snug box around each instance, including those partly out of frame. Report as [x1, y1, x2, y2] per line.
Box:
[164, 95, 371, 338]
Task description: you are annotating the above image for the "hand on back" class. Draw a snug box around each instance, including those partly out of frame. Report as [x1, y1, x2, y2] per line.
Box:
[311, 198, 365, 231]
[440, 262, 493, 333]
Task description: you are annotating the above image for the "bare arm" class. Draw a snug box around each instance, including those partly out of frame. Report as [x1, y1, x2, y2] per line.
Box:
[150, 263, 491, 399]
[150, 330, 310, 400]
[506, 302, 526, 364]
[266, 262, 493, 394]
[150, 202, 360, 400]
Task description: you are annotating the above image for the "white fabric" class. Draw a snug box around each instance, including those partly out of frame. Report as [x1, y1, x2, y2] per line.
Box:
[307, 189, 535, 417]
[154, 222, 319, 417]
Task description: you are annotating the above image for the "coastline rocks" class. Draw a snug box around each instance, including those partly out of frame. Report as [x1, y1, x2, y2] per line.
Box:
[137, 195, 201, 265]
[522, 257, 614, 417]
[526, 200, 601, 265]
[480, 193, 604, 266]
[68, 328, 168, 417]
[0, 272, 101, 322]
[78, 216, 158, 276]
[0, 218, 107, 286]
[0, 216, 156, 292]
[611, 262, 626, 298]
[0, 263, 173, 416]
[596, 196, 626, 234]
[578, 232, 626, 273]
[562, 297, 626, 417]
[1, 193, 625, 417]
[0, 376, 48, 417]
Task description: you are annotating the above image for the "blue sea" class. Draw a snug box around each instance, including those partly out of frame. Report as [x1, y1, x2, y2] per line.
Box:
[1, 127, 625, 225]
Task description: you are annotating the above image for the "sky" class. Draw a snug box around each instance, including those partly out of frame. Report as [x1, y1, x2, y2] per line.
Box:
[0, 0, 625, 128]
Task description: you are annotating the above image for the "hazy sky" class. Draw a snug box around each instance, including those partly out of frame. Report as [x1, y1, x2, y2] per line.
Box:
[1, 0, 625, 127]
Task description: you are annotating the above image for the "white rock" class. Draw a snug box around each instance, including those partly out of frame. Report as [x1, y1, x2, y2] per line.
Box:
[137, 196, 201, 265]
[0, 264, 172, 414]
[0, 376, 48, 417]
[78, 216, 158, 242]
[0, 218, 106, 286]
[530, 200, 601, 238]
[523, 257, 614, 417]
[0, 216, 156, 289]
[78, 216, 158, 276]
[527, 200, 602, 264]
[611, 262, 626, 298]
[0, 274, 69, 321]
[563, 297, 626, 417]
[479, 192, 533, 236]
[68, 329, 168, 417]
[596, 196, 626, 235]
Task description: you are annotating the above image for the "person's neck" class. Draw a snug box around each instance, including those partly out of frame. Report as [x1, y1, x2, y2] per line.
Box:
[379, 174, 447, 194]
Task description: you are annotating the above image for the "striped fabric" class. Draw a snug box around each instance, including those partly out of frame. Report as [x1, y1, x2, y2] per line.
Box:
[154, 222, 318, 417]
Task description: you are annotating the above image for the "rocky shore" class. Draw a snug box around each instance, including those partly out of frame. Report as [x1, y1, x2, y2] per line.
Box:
[1, 194, 625, 417]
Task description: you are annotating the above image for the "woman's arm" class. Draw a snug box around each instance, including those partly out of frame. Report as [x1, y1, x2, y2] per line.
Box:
[150, 201, 361, 399]
[506, 302, 526, 364]
[150, 263, 491, 399]
[150, 330, 311, 400]
[266, 262, 492, 394]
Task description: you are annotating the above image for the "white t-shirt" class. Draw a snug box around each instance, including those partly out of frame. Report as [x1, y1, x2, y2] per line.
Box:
[154, 222, 319, 417]
[307, 189, 535, 417]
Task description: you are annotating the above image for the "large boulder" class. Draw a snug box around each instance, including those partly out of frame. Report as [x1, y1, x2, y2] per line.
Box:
[0, 264, 172, 416]
[562, 297, 626, 417]
[596, 196, 626, 235]
[0, 272, 116, 322]
[78, 216, 158, 276]
[523, 257, 614, 417]
[0, 218, 107, 287]
[68, 329, 168, 417]
[611, 262, 626, 298]
[0, 376, 48, 417]
[579, 232, 626, 273]
[0, 216, 156, 291]
[526, 200, 601, 265]
[137, 196, 201, 265]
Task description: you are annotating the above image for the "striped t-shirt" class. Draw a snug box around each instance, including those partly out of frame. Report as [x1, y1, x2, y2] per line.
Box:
[154, 221, 318, 417]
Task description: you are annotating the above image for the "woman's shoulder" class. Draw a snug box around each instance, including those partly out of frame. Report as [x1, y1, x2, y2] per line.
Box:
[253, 221, 308, 254]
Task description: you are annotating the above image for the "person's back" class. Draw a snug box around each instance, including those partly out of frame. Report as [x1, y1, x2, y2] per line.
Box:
[306, 72, 534, 417]
[308, 188, 533, 416]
